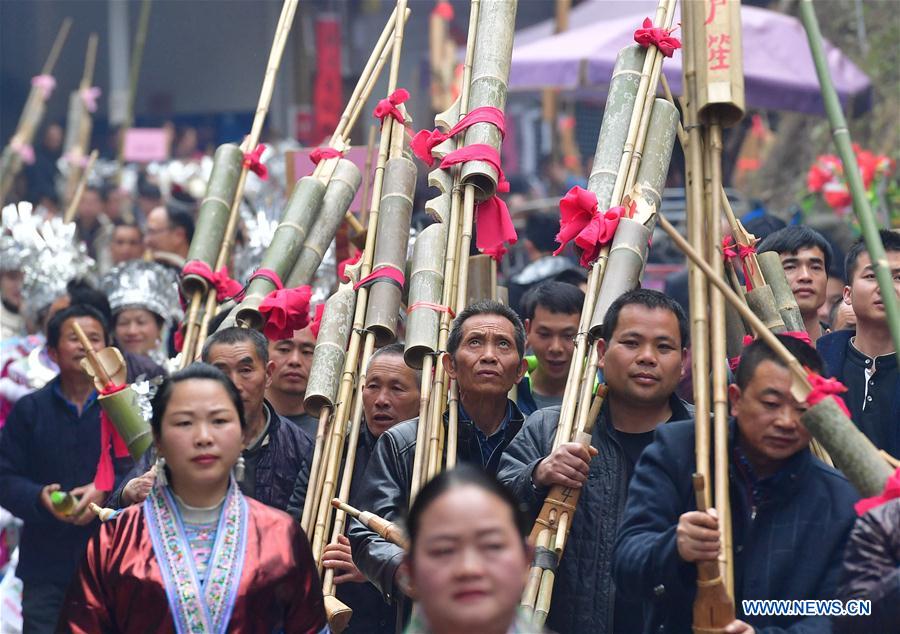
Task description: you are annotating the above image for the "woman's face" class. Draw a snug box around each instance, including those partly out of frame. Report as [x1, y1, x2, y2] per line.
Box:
[115, 308, 161, 355]
[155, 379, 243, 495]
[407, 485, 530, 634]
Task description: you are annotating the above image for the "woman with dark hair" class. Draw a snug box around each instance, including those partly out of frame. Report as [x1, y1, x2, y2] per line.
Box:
[58, 364, 327, 633]
[401, 465, 541, 634]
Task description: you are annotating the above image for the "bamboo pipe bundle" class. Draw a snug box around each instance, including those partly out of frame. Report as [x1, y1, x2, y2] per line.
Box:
[756, 252, 805, 332]
[522, 386, 608, 625]
[0, 18, 72, 203]
[63, 34, 100, 204]
[288, 160, 362, 288]
[180, 0, 300, 364]
[658, 213, 893, 498]
[363, 152, 417, 346]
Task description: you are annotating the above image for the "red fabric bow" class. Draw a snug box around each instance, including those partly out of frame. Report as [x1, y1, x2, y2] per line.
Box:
[722, 236, 757, 291]
[94, 384, 131, 492]
[310, 147, 343, 165]
[633, 17, 681, 58]
[309, 303, 325, 339]
[373, 88, 410, 126]
[259, 285, 313, 342]
[411, 107, 506, 167]
[181, 261, 243, 302]
[432, 0, 454, 20]
[805, 372, 851, 419]
[553, 186, 622, 268]
[438, 144, 518, 261]
[338, 250, 362, 283]
[854, 467, 900, 516]
[243, 144, 268, 180]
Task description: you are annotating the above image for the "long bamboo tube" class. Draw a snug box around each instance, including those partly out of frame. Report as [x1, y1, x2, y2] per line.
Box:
[64, 33, 99, 204]
[331, 499, 408, 550]
[62, 150, 99, 224]
[0, 18, 72, 202]
[799, 0, 900, 355]
[116, 0, 152, 188]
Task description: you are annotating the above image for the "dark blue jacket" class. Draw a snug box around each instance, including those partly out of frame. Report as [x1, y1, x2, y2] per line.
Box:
[613, 420, 859, 634]
[817, 329, 900, 456]
[0, 378, 131, 585]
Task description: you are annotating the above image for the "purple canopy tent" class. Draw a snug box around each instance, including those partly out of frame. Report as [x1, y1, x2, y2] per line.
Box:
[509, 1, 872, 116]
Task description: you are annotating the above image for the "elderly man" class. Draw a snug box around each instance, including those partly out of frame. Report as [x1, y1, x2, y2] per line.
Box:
[499, 289, 692, 634]
[116, 328, 313, 513]
[613, 335, 858, 634]
[348, 300, 527, 606]
[291, 343, 421, 634]
[266, 323, 318, 438]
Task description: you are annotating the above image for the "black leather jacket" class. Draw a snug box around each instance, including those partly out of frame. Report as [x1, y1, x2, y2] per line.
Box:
[498, 396, 694, 634]
[347, 401, 525, 601]
[835, 497, 900, 633]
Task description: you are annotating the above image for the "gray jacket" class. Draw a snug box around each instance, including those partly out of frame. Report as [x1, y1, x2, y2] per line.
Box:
[348, 401, 525, 601]
[497, 396, 694, 634]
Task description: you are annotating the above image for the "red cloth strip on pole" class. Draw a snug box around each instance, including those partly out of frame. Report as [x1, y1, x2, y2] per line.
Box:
[181, 261, 243, 302]
[373, 89, 410, 126]
[259, 285, 313, 341]
[411, 107, 506, 167]
[243, 144, 269, 180]
[854, 468, 900, 516]
[353, 267, 406, 291]
[805, 371, 851, 419]
[553, 186, 623, 268]
[633, 17, 682, 58]
[93, 383, 130, 492]
[406, 301, 455, 318]
[309, 147, 344, 165]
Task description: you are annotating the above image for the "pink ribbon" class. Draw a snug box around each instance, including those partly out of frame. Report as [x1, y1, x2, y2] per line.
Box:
[309, 303, 325, 339]
[633, 17, 682, 58]
[854, 467, 900, 516]
[411, 107, 506, 167]
[243, 144, 268, 180]
[11, 140, 35, 165]
[373, 88, 410, 126]
[309, 147, 344, 165]
[31, 74, 56, 100]
[438, 144, 518, 261]
[79, 86, 101, 113]
[259, 285, 313, 342]
[94, 383, 130, 492]
[63, 150, 90, 169]
[181, 261, 243, 302]
[353, 267, 406, 291]
[722, 236, 757, 291]
[805, 372, 851, 419]
[553, 186, 623, 268]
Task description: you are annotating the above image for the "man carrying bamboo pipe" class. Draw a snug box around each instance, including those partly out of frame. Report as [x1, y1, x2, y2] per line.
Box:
[758, 226, 835, 343]
[817, 231, 900, 460]
[294, 343, 421, 634]
[348, 301, 527, 606]
[499, 289, 692, 633]
[613, 335, 859, 634]
[266, 322, 318, 439]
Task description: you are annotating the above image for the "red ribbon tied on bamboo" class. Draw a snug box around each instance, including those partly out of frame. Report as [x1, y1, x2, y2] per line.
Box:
[411, 107, 506, 167]
[338, 250, 362, 283]
[373, 89, 410, 126]
[633, 17, 681, 58]
[181, 261, 243, 302]
[309, 303, 325, 339]
[309, 147, 344, 165]
[722, 236, 757, 291]
[805, 371, 852, 419]
[854, 467, 900, 516]
[93, 383, 131, 492]
[255, 268, 313, 341]
[432, 0, 454, 21]
[243, 144, 268, 180]
[438, 143, 518, 262]
[554, 186, 623, 268]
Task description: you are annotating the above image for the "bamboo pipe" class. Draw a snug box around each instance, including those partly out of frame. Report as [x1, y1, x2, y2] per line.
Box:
[183, 0, 299, 360]
[331, 499, 408, 550]
[799, 0, 900, 355]
[62, 150, 99, 223]
[117, 0, 152, 188]
[409, 353, 435, 496]
[522, 528, 551, 612]
[42, 18, 73, 76]
[300, 408, 332, 535]
[64, 33, 99, 204]
[691, 474, 735, 633]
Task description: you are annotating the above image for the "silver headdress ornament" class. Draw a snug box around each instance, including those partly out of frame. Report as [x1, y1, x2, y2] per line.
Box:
[101, 260, 183, 325]
[1, 203, 96, 322]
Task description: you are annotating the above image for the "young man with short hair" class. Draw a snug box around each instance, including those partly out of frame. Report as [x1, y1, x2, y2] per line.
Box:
[613, 335, 859, 634]
[0, 305, 132, 633]
[758, 225, 833, 342]
[499, 288, 692, 633]
[518, 281, 584, 415]
[266, 323, 318, 438]
[109, 220, 144, 265]
[817, 229, 900, 458]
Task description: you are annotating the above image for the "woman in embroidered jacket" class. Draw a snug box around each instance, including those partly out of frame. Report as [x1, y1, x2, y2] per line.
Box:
[58, 363, 327, 633]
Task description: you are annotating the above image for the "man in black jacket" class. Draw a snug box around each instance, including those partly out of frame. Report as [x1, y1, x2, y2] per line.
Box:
[613, 335, 859, 634]
[348, 300, 528, 604]
[499, 289, 691, 634]
[0, 305, 132, 633]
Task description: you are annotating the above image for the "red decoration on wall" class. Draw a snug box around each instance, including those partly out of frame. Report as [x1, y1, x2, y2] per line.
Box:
[313, 16, 343, 146]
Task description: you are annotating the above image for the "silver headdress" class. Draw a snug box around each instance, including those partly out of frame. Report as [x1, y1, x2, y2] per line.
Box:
[2, 203, 96, 323]
[101, 260, 183, 325]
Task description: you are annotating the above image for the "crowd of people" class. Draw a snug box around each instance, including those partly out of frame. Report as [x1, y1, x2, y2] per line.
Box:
[0, 120, 899, 634]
